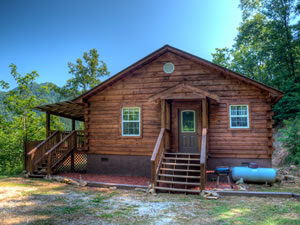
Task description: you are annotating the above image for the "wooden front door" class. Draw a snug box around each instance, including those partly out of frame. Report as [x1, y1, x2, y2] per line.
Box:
[178, 109, 199, 153]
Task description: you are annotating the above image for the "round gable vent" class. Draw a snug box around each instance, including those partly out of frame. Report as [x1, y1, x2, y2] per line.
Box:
[163, 62, 175, 74]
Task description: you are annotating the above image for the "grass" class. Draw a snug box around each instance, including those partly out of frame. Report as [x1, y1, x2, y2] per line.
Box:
[91, 193, 109, 203]
[248, 183, 300, 193]
[0, 176, 299, 225]
[206, 198, 300, 225]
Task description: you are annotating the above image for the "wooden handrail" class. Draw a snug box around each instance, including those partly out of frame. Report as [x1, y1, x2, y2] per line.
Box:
[27, 131, 59, 156]
[200, 128, 207, 190]
[45, 130, 77, 175]
[45, 130, 76, 156]
[151, 128, 166, 161]
[49, 130, 85, 151]
[151, 128, 167, 186]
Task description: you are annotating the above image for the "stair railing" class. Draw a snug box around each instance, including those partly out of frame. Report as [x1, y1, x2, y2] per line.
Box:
[200, 128, 208, 190]
[50, 130, 85, 151]
[151, 128, 167, 186]
[27, 131, 60, 174]
[44, 130, 77, 175]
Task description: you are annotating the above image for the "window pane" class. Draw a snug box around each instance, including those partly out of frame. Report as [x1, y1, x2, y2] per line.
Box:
[123, 122, 129, 135]
[241, 106, 247, 115]
[123, 107, 140, 121]
[231, 117, 248, 127]
[133, 110, 139, 120]
[182, 111, 195, 132]
[123, 109, 129, 120]
[237, 106, 241, 115]
[123, 122, 139, 135]
[231, 108, 236, 115]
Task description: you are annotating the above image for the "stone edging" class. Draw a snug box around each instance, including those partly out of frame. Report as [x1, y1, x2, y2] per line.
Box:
[216, 191, 300, 199]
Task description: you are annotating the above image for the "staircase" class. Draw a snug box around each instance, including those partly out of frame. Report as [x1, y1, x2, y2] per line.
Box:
[154, 152, 202, 194]
[30, 160, 48, 177]
[27, 131, 77, 177]
[151, 128, 208, 194]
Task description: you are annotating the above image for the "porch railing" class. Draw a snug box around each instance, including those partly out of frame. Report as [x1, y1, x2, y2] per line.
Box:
[151, 128, 168, 186]
[27, 130, 85, 174]
[49, 130, 85, 151]
[27, 131, 60, 173]
[44, 131, 77, 175]
[200, 128, 208, 190]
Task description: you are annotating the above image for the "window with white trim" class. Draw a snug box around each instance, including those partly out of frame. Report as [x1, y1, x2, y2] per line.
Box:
[229, 105, 249, 128]
[122, 107, 140, 136]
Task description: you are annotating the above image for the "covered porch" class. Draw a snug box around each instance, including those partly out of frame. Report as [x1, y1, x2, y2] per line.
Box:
[149, 83, 220, 192]
[25, 101, 87, 176]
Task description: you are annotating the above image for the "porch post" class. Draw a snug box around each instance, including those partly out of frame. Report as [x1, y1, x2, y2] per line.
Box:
[71, 118, 75, 172]
[165, 101, 171, 150]
[46, 111, 50, 138]
[72, 119, 75, 131]
[201, 98, 208, 188]
[161, 99, 166, 128]
[202, 98, 208, 129]
[161, 99, 169, 151]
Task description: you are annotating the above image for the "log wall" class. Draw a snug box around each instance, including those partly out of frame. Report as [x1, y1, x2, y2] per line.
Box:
[86, 52, 274, 158]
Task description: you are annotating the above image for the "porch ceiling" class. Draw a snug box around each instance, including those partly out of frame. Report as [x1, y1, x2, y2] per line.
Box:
[148, 83, 220, 102]
[34, 101, 84, 121]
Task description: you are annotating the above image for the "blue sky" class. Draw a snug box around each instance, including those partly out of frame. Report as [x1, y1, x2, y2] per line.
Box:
[0, 0, 242, 90]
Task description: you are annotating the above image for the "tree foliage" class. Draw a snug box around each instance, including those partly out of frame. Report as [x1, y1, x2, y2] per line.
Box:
[279, 117, 300, 164]
[57, 49, 109, 100]
[0, 65, 53, 174]
[212, 0, 300, 122]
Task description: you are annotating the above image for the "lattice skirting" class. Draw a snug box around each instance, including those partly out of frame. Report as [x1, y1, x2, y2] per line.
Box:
[55, 151, 87, 173]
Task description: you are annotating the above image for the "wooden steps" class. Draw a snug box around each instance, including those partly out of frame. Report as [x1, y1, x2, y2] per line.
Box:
[158, 174, 201, 179]
[156, 180, 200, 186]
[162, 162, 200, 167]
[165, 152, 201, 156]
[154, 152, 202, 194]
[27, 131, 77, 177]
[28, 173, 46, 178]
[155, 186, 201, 194]
[162, 157, 200, 161]
[160, 168, 200, 173]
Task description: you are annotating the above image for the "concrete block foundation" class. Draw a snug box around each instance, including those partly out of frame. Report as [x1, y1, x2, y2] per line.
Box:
[87, 154, 151, 178]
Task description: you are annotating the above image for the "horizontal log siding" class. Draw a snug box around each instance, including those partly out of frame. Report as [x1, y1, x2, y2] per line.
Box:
[87, 52, 273, 158]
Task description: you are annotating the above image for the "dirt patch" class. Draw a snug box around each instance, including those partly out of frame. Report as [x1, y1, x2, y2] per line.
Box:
[0, 176, 299, 225]
[272, 127, 290, 167]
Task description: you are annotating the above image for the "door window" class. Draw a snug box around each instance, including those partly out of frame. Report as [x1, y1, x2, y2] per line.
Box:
[181, 110, 195, 132]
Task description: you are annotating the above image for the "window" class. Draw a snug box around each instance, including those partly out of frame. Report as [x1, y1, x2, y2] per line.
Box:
[181, 110, 196, 132]
[229, 105, 249, 128]
[122, 107, 140, 136]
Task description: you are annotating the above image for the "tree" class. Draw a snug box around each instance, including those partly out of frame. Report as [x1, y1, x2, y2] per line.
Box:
[0, 80, 9, 89]
[58, 49, 109, 100]
[212, 0, 300, 122]
[0, 64, 53, 174]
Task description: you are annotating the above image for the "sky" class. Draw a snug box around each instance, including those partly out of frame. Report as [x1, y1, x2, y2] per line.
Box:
[0, 0, 242, 90]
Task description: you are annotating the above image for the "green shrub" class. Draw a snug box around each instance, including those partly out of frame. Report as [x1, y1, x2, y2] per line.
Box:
[279, 117, 300, 164]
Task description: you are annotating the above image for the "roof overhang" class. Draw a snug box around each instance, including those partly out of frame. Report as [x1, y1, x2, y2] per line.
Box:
[34, 101, 84, 121]
[148, 83, 220, 102]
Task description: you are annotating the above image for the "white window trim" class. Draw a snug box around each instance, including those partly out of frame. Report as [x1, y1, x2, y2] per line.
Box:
[121, 107, 141, 136]
[229, 105, 249, 129]
[181, 110, 196, 133]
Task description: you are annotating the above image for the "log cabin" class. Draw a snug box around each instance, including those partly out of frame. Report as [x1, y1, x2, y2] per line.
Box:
[26, 45, 283, 193]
